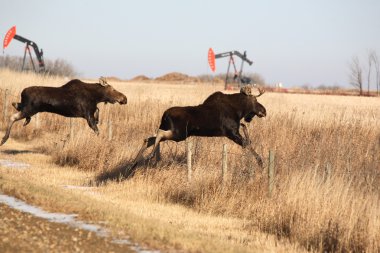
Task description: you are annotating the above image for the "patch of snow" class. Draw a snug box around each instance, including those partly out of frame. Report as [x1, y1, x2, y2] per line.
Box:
[0, 193, 159, 253]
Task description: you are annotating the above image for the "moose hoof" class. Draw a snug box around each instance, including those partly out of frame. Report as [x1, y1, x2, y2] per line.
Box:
[23, 117, 31, 126]
[242, 140, 251, 148]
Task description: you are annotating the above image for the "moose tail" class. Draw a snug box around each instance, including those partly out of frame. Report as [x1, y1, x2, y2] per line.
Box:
[11, 102, 22, 111]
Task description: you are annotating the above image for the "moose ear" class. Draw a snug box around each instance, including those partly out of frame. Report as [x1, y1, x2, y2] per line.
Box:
[99, 76, 108, 86]
[240, 86, 252, 96]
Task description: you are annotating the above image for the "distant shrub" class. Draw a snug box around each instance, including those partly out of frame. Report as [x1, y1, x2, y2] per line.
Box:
[0, 55, 77, 77]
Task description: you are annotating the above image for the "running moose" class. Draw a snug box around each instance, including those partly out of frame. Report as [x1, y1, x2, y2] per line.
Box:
[1, 77, 127, 145]
[133, 85, 266, 169]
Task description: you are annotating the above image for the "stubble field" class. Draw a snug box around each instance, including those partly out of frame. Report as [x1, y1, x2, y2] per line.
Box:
[0, 68, 379, 252]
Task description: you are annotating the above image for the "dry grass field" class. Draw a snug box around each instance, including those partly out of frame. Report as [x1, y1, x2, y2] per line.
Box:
[0, 68, 379, 252]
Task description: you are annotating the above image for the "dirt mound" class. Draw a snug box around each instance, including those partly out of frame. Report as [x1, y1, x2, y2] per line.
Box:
[103, 76, 122, 82]
[155, 72, 199, 83]
[129, 75, 150, 82]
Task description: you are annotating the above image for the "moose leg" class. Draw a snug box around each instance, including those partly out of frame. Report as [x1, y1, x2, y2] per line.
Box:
[147, 129, 173, 160]
[226, 130, 245, 147]
[240, 123, 251, 146]
[132, 136, 156, 164]
[11, 101, 31, 126]
[127, 136, 157, 175]
[129, 130, 173, 175]
[1, 112, 26, 146]
[23, 117, 31, 126]
[227, 129, 263, 168]
[241, 125, 263, 168]
[249, 148, 264, 168]
[94, 108, 99, 124]
[86, 115, 99, 135]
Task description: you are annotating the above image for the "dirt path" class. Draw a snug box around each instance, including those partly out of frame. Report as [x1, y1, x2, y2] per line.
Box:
[0, 137, 307, 253]
[0, 203, 134, 253]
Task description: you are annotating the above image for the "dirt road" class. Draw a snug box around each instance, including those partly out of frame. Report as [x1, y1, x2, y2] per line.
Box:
[0, 203, 134, 253]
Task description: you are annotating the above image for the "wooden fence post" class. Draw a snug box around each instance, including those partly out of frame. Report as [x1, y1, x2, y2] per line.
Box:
[35, 114, 40, 129]
[325, 162, 332, 182]
[222, 144, 228, 182]
[108, 120, 113, 141]
[187, 141, 192, 182]
[268, 150, 275, 196]
[69, 118, 74, 140]
[3, 89, 8, 125]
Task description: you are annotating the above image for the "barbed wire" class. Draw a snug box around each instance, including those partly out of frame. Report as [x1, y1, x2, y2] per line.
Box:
[159, 140, 262, 159]
[135, 140, 380, 176]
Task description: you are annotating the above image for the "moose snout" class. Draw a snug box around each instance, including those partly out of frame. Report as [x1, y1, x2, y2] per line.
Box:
[119, 96, 128, 105]
[257, 111, 266, 118]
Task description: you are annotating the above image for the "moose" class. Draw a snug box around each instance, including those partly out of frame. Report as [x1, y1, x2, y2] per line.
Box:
[1, 77, 127, 146]
[131, 85, 266, 171]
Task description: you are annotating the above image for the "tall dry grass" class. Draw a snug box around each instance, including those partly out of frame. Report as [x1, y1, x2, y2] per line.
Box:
[1, 69, 380, 252]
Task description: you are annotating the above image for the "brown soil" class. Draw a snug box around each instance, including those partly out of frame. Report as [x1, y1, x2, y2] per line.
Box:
[155, 72, 199, 82]
[104, 76, 123, 82]
[0, 203, 134, 253]
[129, 75, 151, 81]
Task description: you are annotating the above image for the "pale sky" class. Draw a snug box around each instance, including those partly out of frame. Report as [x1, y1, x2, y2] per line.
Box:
[1, 0, 379, 87]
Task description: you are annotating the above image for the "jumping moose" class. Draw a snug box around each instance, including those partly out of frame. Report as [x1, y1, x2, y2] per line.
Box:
[132, 85, 266, 170]
[1, 77, 127, 145]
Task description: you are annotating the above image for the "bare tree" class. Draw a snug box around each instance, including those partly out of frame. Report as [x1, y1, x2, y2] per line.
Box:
[367, 49, 378, 95]
[0, 56, 77, 77]
[367, 50, 374, 95]
[46, 58, 77, 77]
[349, 56, 363, 95]
[373, 52, 380, 96]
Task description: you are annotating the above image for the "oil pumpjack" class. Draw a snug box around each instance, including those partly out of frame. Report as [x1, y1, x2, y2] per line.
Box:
[208, 48, 253, 89]
[3, 26, 45, 72]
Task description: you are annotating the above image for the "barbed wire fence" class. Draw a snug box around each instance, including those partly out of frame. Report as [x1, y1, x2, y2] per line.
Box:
[1, 88, 379, 194]
[116, 136, 380, 195]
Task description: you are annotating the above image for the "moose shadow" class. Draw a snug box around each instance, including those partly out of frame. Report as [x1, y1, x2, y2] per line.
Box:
[1, 149, 36, 155]
[94, 153, 187, 185]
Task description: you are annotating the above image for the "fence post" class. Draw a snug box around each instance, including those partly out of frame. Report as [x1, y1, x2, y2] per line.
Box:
[187, 141, 192, 182]
[3, 89, 8, 125]
[35, 114, 40, 129]
[222, 144, 228, 182]
[69, 118, 74, 140]
[268, 150, 275, 196]
[325, 162, 332, 182]
[108, 120, 113, 141]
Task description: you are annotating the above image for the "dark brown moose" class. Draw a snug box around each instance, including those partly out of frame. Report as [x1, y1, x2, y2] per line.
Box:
[132, 85, 266, 171]
[1, 77, 127, 145]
